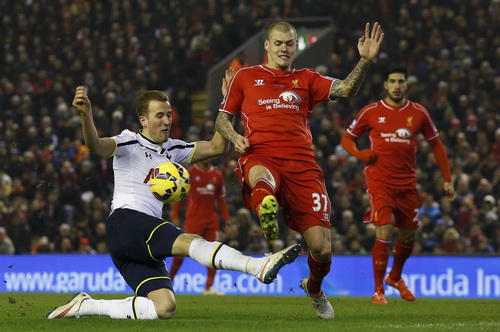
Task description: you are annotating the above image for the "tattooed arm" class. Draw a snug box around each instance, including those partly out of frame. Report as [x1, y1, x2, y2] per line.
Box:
[330, 22, 384, 99]
[330, 58, 373, 98]
[215, 111, 250, 155]
[191, 68, 238, 162]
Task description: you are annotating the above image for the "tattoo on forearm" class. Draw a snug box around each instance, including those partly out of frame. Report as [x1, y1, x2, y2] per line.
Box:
[330, 81, 342, 98]
[331, 58, 372, 98]
[215, 112, 239, 144]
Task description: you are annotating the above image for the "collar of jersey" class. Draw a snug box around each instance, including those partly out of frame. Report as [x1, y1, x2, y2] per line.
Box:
[381, 99, 409, 111]
[261, 65, 295, 77]
[138, 129, 165, 150]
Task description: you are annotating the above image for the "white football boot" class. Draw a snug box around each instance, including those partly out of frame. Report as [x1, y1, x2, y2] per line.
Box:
[47, 292, 91, 319]
[300, 277, 334, 319]
[255, 244, 301, 284]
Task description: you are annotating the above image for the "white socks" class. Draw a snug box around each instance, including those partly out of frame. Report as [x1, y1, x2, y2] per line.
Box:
[80, 296, 159, 319]
[188, 238, 264, 275]
[76, 239, 268, 320]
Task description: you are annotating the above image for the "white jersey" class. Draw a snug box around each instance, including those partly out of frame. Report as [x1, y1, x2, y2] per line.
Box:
[110, 129, 196, 218]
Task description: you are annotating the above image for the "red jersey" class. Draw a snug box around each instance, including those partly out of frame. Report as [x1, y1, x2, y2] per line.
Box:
[219, 65, 336, 160]
[174, 164, 229, 229]
[347, 99, 439, 188]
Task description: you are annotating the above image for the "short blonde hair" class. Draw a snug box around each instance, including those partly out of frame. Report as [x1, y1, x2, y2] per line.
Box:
[266, 21, 297, 41]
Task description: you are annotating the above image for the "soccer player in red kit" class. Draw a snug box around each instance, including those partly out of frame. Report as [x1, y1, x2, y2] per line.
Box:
[169, 159, 230, 295]
[341, 63, 456, 304]
[215, 21, 384, 319]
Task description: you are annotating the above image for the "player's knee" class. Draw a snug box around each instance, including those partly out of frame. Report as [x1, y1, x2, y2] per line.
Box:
[376, 223, 393, 240]
[399, 230, 416, 244]
[155, 301, 177, 319]
[309, 243, 332, 260]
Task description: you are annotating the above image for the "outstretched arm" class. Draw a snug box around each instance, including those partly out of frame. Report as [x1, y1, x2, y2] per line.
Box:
[73, 86, 116, 157]
[192, 68, 240, 162]
[330, 22, 384, 99]
[215, 67, 250, 155]
[215, 112, 250, 155]
[428, 138, 456, 201]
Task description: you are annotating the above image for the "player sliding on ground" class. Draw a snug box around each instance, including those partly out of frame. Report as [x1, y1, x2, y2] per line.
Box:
[47, 70, 301, 320]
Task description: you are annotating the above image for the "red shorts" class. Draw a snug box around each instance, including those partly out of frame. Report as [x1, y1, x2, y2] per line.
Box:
[235, 155, 331, 233]
[185, 219, 219, 242]
[363, 186, 420, 230]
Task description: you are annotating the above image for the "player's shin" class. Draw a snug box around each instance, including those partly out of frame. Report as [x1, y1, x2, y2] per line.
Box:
[188, 238, 258, 274]
[250, 179, 274, 214]
[372, 238, 390, 292]
[82, 297, 159, 319]
[389, 240, 414, 280]
[307, 252, 332, 295]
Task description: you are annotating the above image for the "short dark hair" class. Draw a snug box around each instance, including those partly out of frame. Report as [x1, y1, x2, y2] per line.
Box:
[135, 90, 169, 117]
[266, 21, 297, 41]
[384, 63, 408, 81]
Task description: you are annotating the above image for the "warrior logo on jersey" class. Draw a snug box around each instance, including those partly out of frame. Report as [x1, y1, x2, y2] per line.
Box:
[396, 128, 412, 138]
[254, 79, 264, 86]
[279, 91, 301, 104]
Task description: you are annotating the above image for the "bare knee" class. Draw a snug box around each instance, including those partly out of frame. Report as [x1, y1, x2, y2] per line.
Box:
[376, 224, 393, 241]
[398, 229, 416, 245]
[309, 243, 332, 261]
[148, 288, 177, 319]
[303, 227, 332, 260]
[155, 301, 176, 319]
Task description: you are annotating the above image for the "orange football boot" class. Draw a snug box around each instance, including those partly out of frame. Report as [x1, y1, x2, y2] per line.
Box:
[371, 291, 387, 304]
[385, 275, 415, 301]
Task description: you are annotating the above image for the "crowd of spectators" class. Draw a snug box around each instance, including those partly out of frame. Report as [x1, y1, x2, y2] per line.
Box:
[0, 1, 498, 256]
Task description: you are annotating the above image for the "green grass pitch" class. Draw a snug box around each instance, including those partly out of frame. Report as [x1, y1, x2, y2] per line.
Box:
[0, 293, 498, 331]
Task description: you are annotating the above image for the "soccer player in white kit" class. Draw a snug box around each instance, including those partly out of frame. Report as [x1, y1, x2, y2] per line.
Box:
[47, 70, 301, 320]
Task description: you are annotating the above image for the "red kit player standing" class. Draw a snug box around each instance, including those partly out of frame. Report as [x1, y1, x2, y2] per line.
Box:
[169, 159, 230, 295]
[215, 21, 384, 319]
[341, 63, 456, 304]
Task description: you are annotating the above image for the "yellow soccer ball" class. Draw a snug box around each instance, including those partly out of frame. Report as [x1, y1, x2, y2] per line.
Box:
[149, 161, 191, 204]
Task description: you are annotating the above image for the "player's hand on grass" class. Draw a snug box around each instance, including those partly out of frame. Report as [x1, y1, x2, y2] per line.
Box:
[73, 86, 92, 116]
[358, 149, 377, 164]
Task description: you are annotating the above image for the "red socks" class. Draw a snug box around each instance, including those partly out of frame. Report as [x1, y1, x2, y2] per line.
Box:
[389, 240, 414, 281]
[250, 179, 274, 215]
[372, 238, 390, 292]
[205, 268, 216, 290]
[169, 257, 184, 280]
[307, 252, 332, 295]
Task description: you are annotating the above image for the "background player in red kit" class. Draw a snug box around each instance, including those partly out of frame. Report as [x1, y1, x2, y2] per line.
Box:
[169, 159, 230, 295]
[341, 63, 456, 304]
[215, 21, 384, 319]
